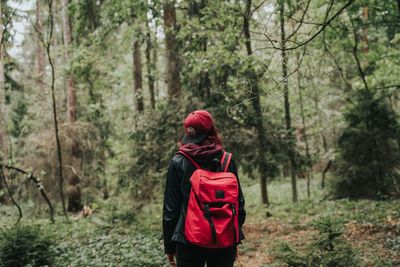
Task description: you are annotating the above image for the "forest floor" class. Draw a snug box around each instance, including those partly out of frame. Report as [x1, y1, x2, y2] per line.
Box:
[236, 178, 400, 267]
[0, 176, 399, 266]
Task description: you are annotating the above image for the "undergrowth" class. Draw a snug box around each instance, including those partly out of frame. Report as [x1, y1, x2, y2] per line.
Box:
[0, 176, 399, 266]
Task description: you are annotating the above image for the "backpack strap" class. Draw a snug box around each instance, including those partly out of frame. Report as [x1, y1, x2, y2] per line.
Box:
[176, 151, 202, 169]
[221, 151, 232, 172]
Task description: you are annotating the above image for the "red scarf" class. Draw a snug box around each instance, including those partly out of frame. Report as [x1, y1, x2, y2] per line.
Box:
[179, 139, 223, 160]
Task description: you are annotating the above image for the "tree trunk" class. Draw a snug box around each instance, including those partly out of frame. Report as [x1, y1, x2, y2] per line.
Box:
[0, 1, 5, 132]
[0, 2, 7, 167]
[153, 18, 159, 100]
[133, 38, 144, 113]
[398, 0, 400, 17]
[35, 0, 45, 89]
[297, 55, 312, 198]
[145, 13, 155, 110]
[314, 90, 329, 188]
[61, 0, 77, 123]
[280, 0, 298, 202]
[244, 0, 269, 205]
[163, 0, 181, 101]
[61, 0, 81, 213]
[362, 7, 369, 53]
[47, 0, 68, 217]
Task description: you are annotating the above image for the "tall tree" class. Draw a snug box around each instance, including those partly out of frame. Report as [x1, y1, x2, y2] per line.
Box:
[314, 88, 330, 189]
[47, 0, 67, 217]
[398, 0, 400, 17]
[61, 0, 77, 123]
[35, 0, 45, 89]
[163, 0, 181, 101]
[62, 0, 82, 213]
[280, 0, 297, 202]
[243, 0, 269, 205]
[133, 37, 144, 113]
[297, 63, 312, 197]
[0, 0, 5, 148]
[0, 0, 6, 131]
[145, 2, 156, 110]
[0, 1, 5, 203]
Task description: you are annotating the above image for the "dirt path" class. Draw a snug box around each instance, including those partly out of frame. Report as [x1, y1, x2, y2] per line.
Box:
[235, 218, 400, 267]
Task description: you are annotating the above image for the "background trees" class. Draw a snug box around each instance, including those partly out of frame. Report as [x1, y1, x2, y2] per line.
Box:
[0, 0, 398, 214]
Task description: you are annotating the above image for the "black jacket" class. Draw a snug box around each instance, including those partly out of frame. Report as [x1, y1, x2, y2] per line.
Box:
[162, 151, 246, 254]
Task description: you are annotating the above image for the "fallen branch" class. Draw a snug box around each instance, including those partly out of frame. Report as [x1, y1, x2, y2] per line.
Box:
[0, 163, 55, 223]
[0, 166, 22, 224]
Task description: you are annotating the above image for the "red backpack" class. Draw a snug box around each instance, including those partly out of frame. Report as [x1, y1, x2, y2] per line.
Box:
[177, 151, 239, 248]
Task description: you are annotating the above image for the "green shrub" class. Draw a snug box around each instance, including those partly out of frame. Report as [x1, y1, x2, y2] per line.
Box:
[275, 243, 307, 267]
[308, 217, 359, 267]
[276, 217, 360, 267]
[53, 232, 167, 267]
[332, 89, 400, 199]
[0, 225, 55, 267]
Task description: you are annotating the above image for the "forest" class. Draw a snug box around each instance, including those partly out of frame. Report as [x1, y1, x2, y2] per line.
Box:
[0, 0, 399, 266]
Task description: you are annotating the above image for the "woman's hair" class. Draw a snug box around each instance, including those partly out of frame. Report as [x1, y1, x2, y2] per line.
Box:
[205, 125, 222, 145]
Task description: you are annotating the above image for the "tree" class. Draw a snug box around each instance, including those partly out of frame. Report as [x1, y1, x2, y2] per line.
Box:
[145, 5, 156, 110]
[133, 37, 144, 113]
[333, 90, 400, 199]
[61, 0, 77, 123]
[243, 0, 270, 205]
[279, 0, 297, 202]
[163, 0, 181, 101]
[297, 59, 312, 197]
[47, 0, 67, 216]
[0, 1, 6, 161]
[35, 0, 45, 90]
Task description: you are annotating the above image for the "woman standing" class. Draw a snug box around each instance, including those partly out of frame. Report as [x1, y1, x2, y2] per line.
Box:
[163, 110, 246, 267]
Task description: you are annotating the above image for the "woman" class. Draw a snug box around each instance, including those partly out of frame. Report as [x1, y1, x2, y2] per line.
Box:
[163, 110, 246, 267]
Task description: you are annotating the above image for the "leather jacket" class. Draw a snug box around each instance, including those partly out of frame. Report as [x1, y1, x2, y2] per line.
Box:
[162, 151, 246, 254]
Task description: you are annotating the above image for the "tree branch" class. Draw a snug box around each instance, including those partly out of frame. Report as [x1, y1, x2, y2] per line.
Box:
[286, 0, 312, 40]
[351, 19, 369, 91]
[0, 163, 55, 223]
[0, 167, 22, 223]
[259, 0, 353, 51]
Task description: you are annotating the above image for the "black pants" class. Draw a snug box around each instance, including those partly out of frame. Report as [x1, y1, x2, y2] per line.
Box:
[176, 243, 236, 267]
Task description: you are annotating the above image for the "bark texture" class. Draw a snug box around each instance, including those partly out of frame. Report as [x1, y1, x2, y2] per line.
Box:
[0, 2, 7, 167]
[280, 0, 298, 202]
[244, 0, 269, 205]
[133, 39, 144, 112]
[35, 0, 45, 88]
[145, 6, 156, 109]
[61, 0, 77, 123]
[163, 0, 181, 100]
[297, 60, 312, 197]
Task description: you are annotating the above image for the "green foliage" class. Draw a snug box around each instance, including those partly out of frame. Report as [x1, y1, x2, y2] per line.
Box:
[308, 217, 359, 267]
[332, 89, 400, 199]
[275, 243, 307, 267]
[53, 232, 166, 267]
[51, 219, 166, 267]
[9, 93, 28, 138]
[276, 217, 360, 267]
[113, 103, 183, 199]
[0, 225, 55, 267]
